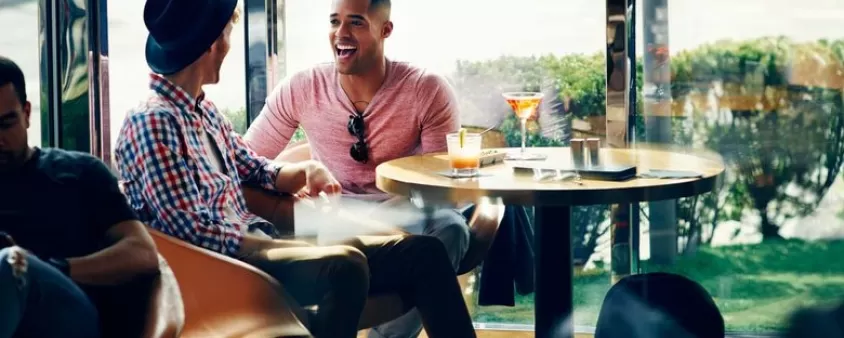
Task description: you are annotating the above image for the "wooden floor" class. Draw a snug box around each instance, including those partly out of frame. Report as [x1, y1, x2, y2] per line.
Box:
[358, 329, 593, 338]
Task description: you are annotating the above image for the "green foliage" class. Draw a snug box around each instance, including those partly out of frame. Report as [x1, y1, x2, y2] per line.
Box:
[474, 240, 844, 332]
[221, 108, 248, 134]
[454, 36, 844, 244]
[454, 53, 615, 120]
[221, 108, 306, 143]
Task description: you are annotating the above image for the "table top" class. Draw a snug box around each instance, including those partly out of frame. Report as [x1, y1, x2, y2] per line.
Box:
[375, 147, 726, 206]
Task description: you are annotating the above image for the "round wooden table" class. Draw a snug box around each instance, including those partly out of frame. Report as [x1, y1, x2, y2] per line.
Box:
[376, 147, 725, 338]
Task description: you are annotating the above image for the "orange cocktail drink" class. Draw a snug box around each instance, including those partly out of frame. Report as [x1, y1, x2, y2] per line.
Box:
[446, 130, 482, 177]
[502, 92, 546, 160]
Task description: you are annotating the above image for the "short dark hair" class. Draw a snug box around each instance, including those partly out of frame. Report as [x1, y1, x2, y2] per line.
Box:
[0, 56, 27, 104]
[370, 0, 391, 12]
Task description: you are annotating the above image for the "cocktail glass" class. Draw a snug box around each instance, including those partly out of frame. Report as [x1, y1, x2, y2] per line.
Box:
[446, 132, 482, 177]
[502, 92, 547, 160]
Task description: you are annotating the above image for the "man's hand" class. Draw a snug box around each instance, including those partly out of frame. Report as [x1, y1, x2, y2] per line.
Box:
[296, 161, 342, 198]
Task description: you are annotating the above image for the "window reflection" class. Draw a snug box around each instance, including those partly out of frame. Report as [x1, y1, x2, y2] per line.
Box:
[107, 0, 247, 144]
[0, 0, 41, 147]
[279, 0, 844, 333]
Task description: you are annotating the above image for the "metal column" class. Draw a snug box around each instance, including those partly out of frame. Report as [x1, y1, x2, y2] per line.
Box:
[244, 0, 286, 126]
[605, 0, 641, 282]
[643, 0, 679, 265]
[38, 0, 110, 162]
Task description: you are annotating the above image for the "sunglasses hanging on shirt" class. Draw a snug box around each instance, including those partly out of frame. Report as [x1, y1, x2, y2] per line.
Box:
[347, 111, 369, 163]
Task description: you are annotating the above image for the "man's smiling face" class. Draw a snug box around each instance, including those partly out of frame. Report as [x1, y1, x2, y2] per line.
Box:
[328, 0, 392, 75]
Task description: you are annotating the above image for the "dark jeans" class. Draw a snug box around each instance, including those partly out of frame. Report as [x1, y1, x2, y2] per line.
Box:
[0, 247, 100, 338]
[242, 234, 476, 338]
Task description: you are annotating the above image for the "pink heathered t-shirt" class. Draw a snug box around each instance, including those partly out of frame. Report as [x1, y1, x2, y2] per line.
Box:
[243, 60, 460, 200]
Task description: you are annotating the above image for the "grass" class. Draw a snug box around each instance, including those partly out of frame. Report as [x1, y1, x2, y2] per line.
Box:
[470, 239, 844, 333]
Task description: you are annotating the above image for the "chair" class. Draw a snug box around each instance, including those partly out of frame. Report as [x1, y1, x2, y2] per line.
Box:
[595, 272, 724, 338]
[148, 229, 312, 338]
[93, 254, 185, 338]
[140, 256, 186, 338]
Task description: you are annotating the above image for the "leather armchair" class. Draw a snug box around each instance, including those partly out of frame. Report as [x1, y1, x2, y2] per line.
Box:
[149, 229, 312, 338]
[94, 255, 185, 338]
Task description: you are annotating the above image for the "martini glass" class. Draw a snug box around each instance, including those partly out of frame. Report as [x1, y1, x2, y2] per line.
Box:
[502, 92, 546, 160]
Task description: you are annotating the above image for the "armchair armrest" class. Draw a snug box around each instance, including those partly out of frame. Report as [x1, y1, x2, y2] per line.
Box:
[94, 255, 185, 338]
[148, 229, 311, 338]
[140, 256, 185, 338]
[457, 198, 506, 275]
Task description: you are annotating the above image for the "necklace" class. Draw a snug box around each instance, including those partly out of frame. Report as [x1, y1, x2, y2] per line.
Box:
[351, 100, 369, 115]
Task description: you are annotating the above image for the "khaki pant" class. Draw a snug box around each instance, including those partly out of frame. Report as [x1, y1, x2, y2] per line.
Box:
[241, 235, 476, 338]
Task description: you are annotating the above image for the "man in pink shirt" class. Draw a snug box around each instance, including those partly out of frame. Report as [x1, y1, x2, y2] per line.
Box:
[244, 0, 470, 337]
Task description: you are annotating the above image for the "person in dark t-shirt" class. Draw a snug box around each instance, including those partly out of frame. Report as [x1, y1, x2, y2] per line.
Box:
[0, 56, 159, 338]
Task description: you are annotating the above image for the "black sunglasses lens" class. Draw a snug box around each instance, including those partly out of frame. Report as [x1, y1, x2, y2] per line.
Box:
[350, 141, 368, 163]
[347, 115, 364, 136]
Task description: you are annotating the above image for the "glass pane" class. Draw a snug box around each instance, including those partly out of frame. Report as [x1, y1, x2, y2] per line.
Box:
[108, 0, 246, 145]
[283, 0, 607, 330]
[0, 0, 41, 147]
[635, 0, 844, 334]
[282, 0, 844, 335]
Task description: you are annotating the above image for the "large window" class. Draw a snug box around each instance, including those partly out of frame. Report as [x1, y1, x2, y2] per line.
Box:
[0, 0, 41, 147]
[277, 0, 844, 334]
[107, 0, 247, 146]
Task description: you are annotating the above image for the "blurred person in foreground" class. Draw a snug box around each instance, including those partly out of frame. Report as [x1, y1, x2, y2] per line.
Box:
[785, 301, 844, 338]
[113, 0, 476, 337]
[244, 1, 470, 335]
[0, 56, 159, 338]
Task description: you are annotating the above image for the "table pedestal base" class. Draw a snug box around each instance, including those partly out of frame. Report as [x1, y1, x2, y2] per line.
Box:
[534, 205, 574, 338]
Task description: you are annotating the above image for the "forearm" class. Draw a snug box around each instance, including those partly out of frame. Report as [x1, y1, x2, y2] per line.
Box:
[68, 233, 159, 286]
[273, 161, 309, 193]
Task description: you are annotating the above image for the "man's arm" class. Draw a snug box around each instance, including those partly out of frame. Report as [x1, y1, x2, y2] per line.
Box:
[65, 157, 157, 286]
[243, 78, 302, 158]
[419, 73, 461, 154]
[69, 221, 157, 286]
[220, 113, 310, 194]
[121, 111, 245, 256]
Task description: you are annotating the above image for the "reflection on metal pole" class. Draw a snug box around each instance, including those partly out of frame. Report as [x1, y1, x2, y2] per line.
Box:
[88, 0, 110, 164]
[643, 0, 678, 265]
[39, 0, 61, 147]
[245, 0, 284, 127]
[606, 0, 640, 284]
[38, 0, 108, 159]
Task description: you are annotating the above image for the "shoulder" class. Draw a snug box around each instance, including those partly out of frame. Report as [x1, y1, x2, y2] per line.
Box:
[391, 61, 454, 95]
[122, 100, 182, 132]
[36, 148, 112, 180]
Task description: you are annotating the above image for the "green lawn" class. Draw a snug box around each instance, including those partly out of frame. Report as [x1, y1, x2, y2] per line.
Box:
[470, 240, 844, 333]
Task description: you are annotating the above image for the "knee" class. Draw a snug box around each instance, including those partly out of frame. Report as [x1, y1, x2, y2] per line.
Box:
[322, 246, 369, 288]
[0, 247, 25, 277]
[399, 235, 451, 263]
[428, 210, 471, 249]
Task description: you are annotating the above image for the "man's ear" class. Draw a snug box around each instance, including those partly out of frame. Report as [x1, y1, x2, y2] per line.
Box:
[382, 21, 393, 39]
[22, 101, 31, 129]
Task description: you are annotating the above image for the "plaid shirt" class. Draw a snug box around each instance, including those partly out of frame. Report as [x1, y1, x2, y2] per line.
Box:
[114, 73, 282, 256]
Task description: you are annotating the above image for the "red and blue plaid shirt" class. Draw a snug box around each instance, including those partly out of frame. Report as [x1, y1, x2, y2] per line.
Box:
[114, 73, 282, 256]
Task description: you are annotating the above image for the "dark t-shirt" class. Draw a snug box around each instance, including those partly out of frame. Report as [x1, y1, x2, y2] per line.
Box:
[0, 148, 138, 260]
